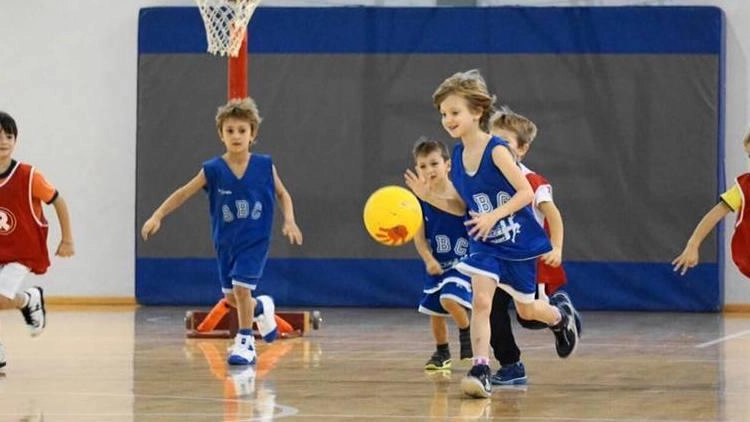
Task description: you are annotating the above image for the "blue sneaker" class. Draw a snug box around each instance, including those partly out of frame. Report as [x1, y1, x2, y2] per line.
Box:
[550, 291, 582, 336]
[227, 335, 257, 366]
[491, 362, 527, 385]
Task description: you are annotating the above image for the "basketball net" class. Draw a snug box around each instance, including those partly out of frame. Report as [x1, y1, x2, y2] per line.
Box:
[196, 0, 261, 57]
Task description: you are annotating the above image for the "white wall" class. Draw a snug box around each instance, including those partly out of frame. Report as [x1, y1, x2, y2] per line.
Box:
[2, 0, 748, 305]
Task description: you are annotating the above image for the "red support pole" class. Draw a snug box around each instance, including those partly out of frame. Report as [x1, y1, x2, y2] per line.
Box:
[227, 31, 248, 100]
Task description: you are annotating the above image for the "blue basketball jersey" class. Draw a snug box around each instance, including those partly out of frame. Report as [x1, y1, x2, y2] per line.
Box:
[420, 199, 469, 270]
[203, 154, 275, 251]
[450, 136, 551, 260]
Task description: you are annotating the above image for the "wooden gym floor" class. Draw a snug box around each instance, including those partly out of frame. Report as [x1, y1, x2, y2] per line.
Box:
[0, 306, 749, 421]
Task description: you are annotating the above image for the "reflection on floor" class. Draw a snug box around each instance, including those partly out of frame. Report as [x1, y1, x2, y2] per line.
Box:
[0, 306, 749, 420]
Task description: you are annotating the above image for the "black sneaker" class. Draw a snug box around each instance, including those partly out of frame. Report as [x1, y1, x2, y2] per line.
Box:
[461, 364, 492, 398]
[424, 351, 452, 370]
[550, 291, 582, 336]
[20, 287, 46, 337]
[550, 302, 578, 358]
[459, 329, 473, 361]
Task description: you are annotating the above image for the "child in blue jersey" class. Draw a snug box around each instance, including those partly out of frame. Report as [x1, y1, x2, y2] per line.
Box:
[412, 138, 473, 370]
[406, 70, 578, 399]
[141, 98, 303, 366]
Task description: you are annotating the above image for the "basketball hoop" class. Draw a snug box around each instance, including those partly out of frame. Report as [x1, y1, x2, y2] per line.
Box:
[196, 0, 261, 57]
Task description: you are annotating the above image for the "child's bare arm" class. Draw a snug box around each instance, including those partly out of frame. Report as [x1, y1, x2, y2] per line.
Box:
[538, 201, 564, 267]
[413, 223, 442, 275]
[141, 170, 207, 240]
[273, 165, 303, 245]
[51, 194, 74, 257]
[404, 169, 466, 216]
[672, 201, 732, 275]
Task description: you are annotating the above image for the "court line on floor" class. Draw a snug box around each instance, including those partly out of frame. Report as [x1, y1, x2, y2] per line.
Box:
[695, 329, 750, 348]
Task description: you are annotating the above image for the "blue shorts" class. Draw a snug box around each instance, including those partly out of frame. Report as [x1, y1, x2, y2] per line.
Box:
[455, 252, 537, 304]
[418, 274, 472, 316]
[216, 245, 268, 293]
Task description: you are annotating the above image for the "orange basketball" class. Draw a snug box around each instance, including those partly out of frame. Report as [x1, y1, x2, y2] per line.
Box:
[363, 186, 423, 246]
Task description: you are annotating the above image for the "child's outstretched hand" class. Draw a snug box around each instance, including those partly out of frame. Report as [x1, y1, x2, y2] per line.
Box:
[282, 221, 303, 245]
[404, 168, 429, 200]
[55, 240, 75, 257]
[141, 217, 161, 240]
[465, 210, 499, 241]
[541, 246, 562, 267]
[672, 244, 699, 275]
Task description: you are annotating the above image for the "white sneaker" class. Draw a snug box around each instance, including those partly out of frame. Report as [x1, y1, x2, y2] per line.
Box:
[254, 295, 278, 343]
[0, 340, 6, 369]
[227, 335, 257, 366]
[20, 286, 46, 337]
[228, 366, 256, 397]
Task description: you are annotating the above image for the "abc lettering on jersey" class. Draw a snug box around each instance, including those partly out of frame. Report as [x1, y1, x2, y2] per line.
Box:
[420, 200, 469, 271]
[450, 136, 551, 260]
[0, 163, 51, 274]
[203, 155, 275, 254]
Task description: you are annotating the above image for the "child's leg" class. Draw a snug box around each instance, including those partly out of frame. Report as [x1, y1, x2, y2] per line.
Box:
[430, 315, 449, 345]
[489, 288, 527, 385]
[424, 316, 452, 370]
[0, 263, 29, 310]
[515, 298, 578, 358]
[419, 291, 452, 370]
[0, 263, 45, 337]
[489, 288, 518, 366]
[232, 284, 254, 331]
[440, 297, 472, 360]
[227, 283, 257, 366]
[514, 299, 560, 325]
[468, 274, 497, 364]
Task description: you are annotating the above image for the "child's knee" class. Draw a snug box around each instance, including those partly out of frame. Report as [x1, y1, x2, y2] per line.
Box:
[472, 292, 493, 313]
[232, 285, 251, 300]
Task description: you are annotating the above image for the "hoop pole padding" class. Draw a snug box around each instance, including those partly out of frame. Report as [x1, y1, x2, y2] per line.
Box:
[228, 31, 248, 100]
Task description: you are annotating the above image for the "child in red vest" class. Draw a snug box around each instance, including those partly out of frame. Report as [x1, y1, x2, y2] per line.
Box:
[673, 131, 750, 277]
[0, 111, 75, 369]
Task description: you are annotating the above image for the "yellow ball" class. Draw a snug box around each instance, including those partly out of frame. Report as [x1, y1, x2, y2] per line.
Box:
[363, 185, 423, 246]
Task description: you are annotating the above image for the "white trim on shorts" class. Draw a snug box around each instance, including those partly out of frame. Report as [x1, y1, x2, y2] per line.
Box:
[454, 261, 536, 304]
[0, 262, 30, 299]
[440, 293, 472, 310]
[225, 279, 257, 293]
[423, 276, 472, 294]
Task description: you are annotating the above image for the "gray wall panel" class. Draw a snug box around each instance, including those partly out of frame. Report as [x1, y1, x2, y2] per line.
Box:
[137, 53, 718, 262]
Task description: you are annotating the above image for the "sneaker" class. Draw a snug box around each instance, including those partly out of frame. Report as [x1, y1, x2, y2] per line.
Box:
[460, 364, 492, 398]
[0, 340, 6, 369]
[227, 335, 257, 366]
[424, 350, 451, 370]
[550, 291, 582, 336]
[254, 295, 278, 343]
[551, 302, 579, 358]
[491, 362, 527, 385]
[459, 329, 473, 361]
[228, 365, 256, 397]
[20, 287, 46, 337]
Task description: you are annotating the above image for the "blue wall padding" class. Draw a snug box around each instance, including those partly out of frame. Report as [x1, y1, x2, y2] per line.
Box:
[139, 6, 722, 54]
[137, 258, 719, 311]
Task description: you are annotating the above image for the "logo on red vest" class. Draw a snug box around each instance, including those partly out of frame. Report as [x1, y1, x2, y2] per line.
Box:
[0, 207, 17, 235]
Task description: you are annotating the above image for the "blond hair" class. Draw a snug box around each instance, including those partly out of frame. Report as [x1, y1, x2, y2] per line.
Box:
[432, 69, 496, 132]
[215, 97, 262, 137]
[491, 107, 538, 148]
